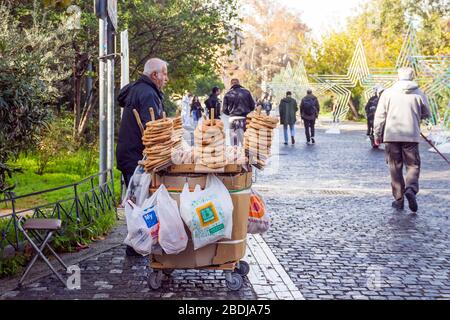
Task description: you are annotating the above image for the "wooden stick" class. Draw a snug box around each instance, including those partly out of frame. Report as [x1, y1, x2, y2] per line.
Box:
[132, 109, 144, 135]
[163, 111, 166, 119]
[176, 109, 181, 117]
[149, 107, 155, 121]
[420, 132, 450, 164]
[210, 108, 215, 126]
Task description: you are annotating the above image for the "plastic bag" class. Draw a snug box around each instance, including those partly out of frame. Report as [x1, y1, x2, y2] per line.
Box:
[180, 174, 233, 250]
[123, 189, 160, 256]
[157, 185, 188, 255]
[247, 189, 270, 234]
[122, 163, 151, 208]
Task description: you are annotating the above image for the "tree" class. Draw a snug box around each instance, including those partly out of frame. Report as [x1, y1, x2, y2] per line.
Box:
[222, 0, 309, 96]
[119, 0, 239, 98]
[0, 3, 73, 191]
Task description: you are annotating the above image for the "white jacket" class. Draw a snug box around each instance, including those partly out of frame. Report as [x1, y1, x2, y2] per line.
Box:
[374, 80, 431, 143]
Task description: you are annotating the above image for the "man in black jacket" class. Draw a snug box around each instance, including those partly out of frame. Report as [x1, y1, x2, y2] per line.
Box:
[223, 79, 255, 146]
[117, 58, 168, 187]
[117, 58, 168, 257]
[365, 86, 383, 136]
[300, 89, 320, 144]
[204, 86, 222, 120]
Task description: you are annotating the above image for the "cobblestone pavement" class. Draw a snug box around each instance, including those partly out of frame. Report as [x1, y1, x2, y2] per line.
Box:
[1, 121, 449, 300]
[255, 121, 450, 300]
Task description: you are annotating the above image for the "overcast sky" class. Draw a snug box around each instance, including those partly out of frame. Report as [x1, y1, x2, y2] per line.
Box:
[276, 0, 370, 38]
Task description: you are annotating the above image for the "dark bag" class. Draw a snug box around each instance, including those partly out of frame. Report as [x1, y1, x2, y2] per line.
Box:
[302, 98, 316, 116]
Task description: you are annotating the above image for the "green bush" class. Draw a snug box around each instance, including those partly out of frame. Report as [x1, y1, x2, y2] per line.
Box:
[0, 254, 27, 279]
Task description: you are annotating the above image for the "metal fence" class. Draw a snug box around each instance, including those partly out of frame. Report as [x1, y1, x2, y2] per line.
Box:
[0, 170, 117, 253]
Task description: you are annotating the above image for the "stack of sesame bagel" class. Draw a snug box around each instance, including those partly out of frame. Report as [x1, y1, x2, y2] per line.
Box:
[193, 119, 227, 169]
[172, 116, 183, 150]
[142, 117, 174, 172]
[244, 112, 279, 168]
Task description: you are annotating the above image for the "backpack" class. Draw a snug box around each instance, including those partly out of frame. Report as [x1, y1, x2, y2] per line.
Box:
[302, 97, 316, 116]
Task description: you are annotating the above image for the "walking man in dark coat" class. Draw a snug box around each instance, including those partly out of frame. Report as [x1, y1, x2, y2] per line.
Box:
[300, 89, 320, 144]
[278, 91, 298, 145]
[223, 79, 255, 146]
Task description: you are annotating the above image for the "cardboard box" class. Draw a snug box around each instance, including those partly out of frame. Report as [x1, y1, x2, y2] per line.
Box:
[151, 171, 252, 192]
[152, 191, 250, 268]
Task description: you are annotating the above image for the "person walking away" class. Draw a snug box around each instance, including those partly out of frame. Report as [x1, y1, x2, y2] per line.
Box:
[374, 67, 431, 212]
[278, 91, 298, 145]
[222, 79, 255, 146]
[300, 89, 320, 144]
[116, 57, 169, 256]
[190, 96, 204, 129]
[205, 86, 222, 120]
[262, 93, 272, 116]
[365, 86, 384, 136]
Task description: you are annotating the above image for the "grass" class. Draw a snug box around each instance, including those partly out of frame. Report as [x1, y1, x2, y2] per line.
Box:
[2, 151, 122, 210]
[0, 148, 120, 278]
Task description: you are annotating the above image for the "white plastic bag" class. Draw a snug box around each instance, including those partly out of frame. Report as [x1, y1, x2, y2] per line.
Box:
[122, 163, 151, 208]
[180, 174, 233, 250]
[247, 189, 270, 234]
[156, 185, 188, 255]
[123, 189, 160, 256]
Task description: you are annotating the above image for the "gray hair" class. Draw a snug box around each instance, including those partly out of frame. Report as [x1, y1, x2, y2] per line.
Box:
[143, 58, 168, 76]
[398, 67, 414, 81]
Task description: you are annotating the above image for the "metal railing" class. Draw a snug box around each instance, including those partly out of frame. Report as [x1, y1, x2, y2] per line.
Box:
[0, 170, 117, 253]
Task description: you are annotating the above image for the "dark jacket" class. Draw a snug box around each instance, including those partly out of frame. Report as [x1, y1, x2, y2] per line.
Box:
[300, 94, 320, 120]
[204, 94, 221, 119]
[279, 96, 298, 125]
[116, 75, 165, 174]
[365, 95, 379, 121]
[190, 101, 204, 119]
[222, 85, 255, 117]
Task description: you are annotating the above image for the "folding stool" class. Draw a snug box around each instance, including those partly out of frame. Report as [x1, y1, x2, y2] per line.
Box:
[17, 217, 67, 287]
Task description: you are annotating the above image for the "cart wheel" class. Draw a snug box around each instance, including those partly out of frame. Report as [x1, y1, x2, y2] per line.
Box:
[148, 271, 162, 290]
[163, 268, 174, 276]
[226, 273, 244, 291]
[236, 261, 250, 276]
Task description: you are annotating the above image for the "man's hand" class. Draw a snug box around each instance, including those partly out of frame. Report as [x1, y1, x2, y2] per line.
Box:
[374, 138, 381, 146]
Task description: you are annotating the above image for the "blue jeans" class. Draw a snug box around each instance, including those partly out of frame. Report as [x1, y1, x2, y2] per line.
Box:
[283, 124, 295, 143]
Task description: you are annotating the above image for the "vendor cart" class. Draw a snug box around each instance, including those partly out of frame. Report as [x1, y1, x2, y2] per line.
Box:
[146, 162, 252, 291]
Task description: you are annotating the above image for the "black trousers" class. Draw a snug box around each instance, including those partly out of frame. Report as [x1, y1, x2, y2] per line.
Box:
[303, 119, 316, 141]
[367, 118, 374, 135]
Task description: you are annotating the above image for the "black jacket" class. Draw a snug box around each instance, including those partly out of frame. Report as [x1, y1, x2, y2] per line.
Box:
[300, 94, 320, 120]
[365, 95, 379, 120]
[204, 94, 221, 119]
[222, 85, 255, 117]
[116, 75, 165, 174]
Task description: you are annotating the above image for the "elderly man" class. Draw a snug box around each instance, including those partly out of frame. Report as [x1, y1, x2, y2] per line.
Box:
[116, 58, 168, 256]
[374, 67, 431, 212]
[117, 58, 169, 187]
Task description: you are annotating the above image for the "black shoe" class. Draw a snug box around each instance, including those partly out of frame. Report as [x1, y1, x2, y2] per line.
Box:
[392, 200, 404, 210]
[306, 140, 310, 145]
[291, 136, 295, 145]
[311, 138, 315, 144]
[284, 142, 288, 145]
[404, 189, 418, 212]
